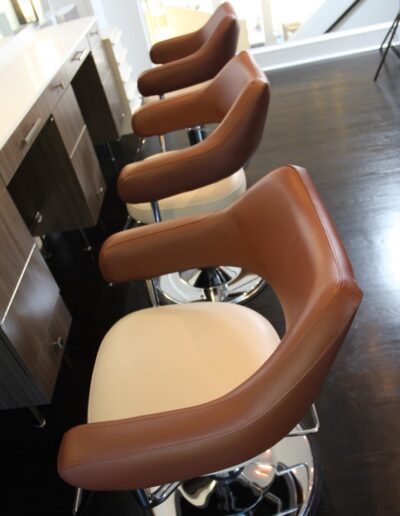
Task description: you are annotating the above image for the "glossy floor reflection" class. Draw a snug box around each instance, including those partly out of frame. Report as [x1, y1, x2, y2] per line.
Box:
[0, 49, 399, 515]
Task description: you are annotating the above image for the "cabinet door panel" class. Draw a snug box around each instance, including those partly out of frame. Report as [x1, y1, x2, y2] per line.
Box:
[71, 127, 106, 221]
[103, 70, 126, 136]
[34, 296, 71, 397]
[0, 185, 34, 321]
[1, 247, 59, 373]
[53, 85, 85, 157]
[87, 25, 110, 83]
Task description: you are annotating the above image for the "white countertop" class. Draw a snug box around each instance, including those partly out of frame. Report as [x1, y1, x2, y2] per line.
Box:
[0, 17, 96, 149]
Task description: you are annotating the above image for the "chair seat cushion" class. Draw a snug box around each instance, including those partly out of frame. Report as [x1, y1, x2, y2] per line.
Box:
[88, 302, 280, 423]
[126, 168, 246, 224]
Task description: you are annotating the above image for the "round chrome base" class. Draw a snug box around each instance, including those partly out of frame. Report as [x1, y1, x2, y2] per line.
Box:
[157, 267, 265, 304]
[152, 424, 320, 516]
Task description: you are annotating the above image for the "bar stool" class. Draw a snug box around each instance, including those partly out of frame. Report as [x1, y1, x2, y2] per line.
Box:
[58, 165, 362, 515]
[120, 51, 270, 304]
[138, 2, 239, 98]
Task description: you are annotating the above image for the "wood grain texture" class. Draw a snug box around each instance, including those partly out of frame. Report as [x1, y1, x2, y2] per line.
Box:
[87, 26, 110, 83]
[52, 85, 85, 157]
[0, 247, 71, 407]
[72, 54, 119, 144]
[70, 126, 106, 222]
[8, 117, 96, 234]
[246, 51, 400, 516]
[0, 188, 34, 320]
[103, 69, 126, 136]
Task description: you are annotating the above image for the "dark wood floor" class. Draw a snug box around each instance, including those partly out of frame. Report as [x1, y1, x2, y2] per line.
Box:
[0, 49, 399, 515]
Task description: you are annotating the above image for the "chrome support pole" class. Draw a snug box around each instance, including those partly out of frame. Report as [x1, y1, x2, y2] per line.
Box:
[79, 229, 92, 253]
[159, 133, 167, 153]
[151, 201, 162, 223]
[146, 278, 161, 307]
[72, 487, 83, 515]
[29, 407, 46, 428]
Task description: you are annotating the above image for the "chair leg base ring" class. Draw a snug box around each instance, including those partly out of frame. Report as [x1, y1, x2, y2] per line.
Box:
[157, 267, 265, 304]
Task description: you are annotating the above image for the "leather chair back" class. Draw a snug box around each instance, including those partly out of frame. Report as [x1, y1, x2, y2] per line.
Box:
[120, 52, 270, 204]
[139, 2, 239, 96]
[58, 166, 362, 490]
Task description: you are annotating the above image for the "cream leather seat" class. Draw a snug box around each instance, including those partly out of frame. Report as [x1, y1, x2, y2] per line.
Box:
[88, 302, 280, 423]
[127, 169, 246, 224]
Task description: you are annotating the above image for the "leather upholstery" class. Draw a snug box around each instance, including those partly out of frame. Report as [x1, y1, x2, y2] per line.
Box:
[126, 168, 246, 224]
[120, 52, 269, 204]
[58, 165, 362, 490]
[138, 2, 239, 96]
[88, 303, 280, 423]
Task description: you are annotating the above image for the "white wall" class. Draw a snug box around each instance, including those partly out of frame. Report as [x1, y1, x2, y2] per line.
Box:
[335, 0, 398, 31]
[290, 0, 398, 40]
[91, 0, 151, 83]
[48, 0, 94, 17]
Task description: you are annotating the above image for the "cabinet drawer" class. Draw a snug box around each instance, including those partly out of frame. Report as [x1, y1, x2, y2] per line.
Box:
[65, 38, 90, 82]
[53, 84, 85, 157]
[34, 296, 71, 397]
[39, 66, 69, 119]
[103, 70, 126, 135]
[1, 247, 59, 374]
[87, 24, 111, 82]
[0, 187, 34, 320]
[0, 103, 44, 185]
[71, 127, 106, 222]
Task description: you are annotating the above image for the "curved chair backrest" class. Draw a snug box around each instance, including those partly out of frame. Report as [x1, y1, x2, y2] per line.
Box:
[58, 166, 362, 490]
[119, 52, 270, 204]
[138, 2, 239, 96]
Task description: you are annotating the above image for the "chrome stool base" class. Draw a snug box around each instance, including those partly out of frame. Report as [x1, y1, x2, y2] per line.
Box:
[157, 267, 265, 304]
[152, 423, 321, 516]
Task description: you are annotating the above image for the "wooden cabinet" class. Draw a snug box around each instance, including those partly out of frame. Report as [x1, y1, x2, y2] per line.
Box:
[0, 247, 71, 408]
[0, 183, 33, 320]
[0, 182, 71, 409]
[9, 109, 105, 234]
[72, 23, 127, 144]
[0, 19, 117, 412]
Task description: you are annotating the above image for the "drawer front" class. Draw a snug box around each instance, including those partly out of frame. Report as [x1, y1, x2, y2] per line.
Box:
[0, 187, 34, 320]
[71, 127, 106, 222]
[0, 103, 44, 185]
[39, 66, 69, 119]
[103, 70, 126, 136]
[52, 84, 85, 157]
[87, 24, 111, 82]
[1, 247, 60, 377]
[65, 38, 90, 82]
[34, 296, 71, 397]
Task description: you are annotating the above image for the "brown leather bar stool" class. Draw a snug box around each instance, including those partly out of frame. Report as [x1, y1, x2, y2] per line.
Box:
[138, 2, 239, 98]
[58, 166, 362, 515]
[120, 51, 270, 304]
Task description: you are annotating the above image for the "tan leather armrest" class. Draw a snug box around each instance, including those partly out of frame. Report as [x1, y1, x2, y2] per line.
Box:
[99, 212, 237, 284]
[132, 88, 220, 137]
[150, 30, 203, 64]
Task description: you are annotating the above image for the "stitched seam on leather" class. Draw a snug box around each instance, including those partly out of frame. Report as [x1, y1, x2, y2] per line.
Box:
[104, 213, 215, 252]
